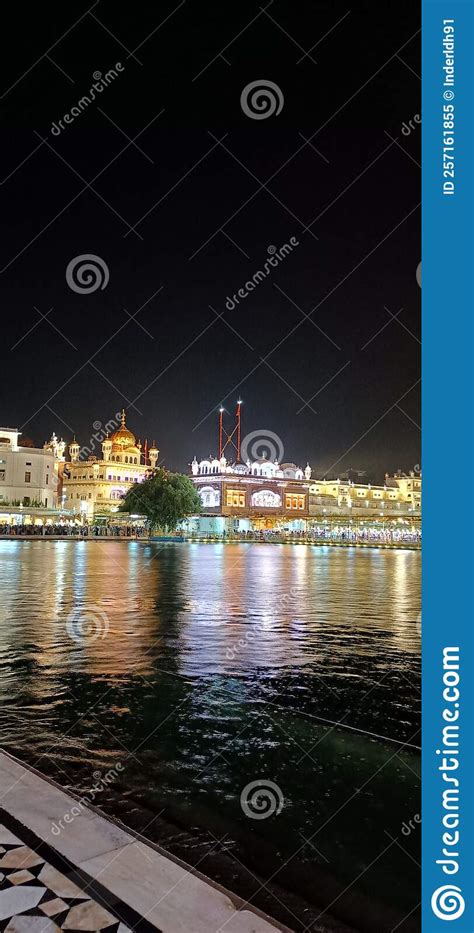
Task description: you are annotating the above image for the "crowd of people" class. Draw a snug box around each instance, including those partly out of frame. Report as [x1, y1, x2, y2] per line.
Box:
[0, 523, 148, 537]
[187, 526, 421, 545]
[0, 523, 420, 545]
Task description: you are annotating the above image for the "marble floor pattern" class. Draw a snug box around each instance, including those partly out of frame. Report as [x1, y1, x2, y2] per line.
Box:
[0, 824, 131, 932]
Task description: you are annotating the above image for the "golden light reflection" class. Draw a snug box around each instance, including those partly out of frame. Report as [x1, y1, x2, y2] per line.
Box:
[0, 542, 422, 693]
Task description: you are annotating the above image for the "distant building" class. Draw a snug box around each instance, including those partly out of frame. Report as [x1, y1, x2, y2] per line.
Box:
[62, 410, 158, 518]
[386, 470, 422, 511]
[308, 470, 421, 517]
[187, 460, 421, 534]
[188, 453, 312, 534]
[0, 427, 63, 509]
[187, 403, 421, 533]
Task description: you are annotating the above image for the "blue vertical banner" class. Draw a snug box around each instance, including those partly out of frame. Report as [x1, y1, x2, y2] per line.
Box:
[423, 0, 474, 930]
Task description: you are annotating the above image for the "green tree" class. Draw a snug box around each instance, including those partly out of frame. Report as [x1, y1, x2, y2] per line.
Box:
[119, 469, 201, 532]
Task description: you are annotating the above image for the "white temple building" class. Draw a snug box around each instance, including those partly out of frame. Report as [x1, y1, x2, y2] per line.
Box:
[187, 451, 312, 534]
[0, 428, 64, 510]
[191, 454, 311, 481]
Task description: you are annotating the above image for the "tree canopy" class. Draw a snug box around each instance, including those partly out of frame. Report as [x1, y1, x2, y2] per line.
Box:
[119, 469, 201, 531]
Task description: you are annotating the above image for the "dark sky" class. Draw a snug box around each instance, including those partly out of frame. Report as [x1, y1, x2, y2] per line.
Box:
[1, 0, 420, 480]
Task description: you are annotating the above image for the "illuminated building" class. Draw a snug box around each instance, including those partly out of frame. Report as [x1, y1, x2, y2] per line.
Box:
[189, 455, 312, 533]
[308, 471, 421, 517]
[185, 405, 421, 536]
[0, 427, 63, 510]
[187, 404, 312, 533]
[62, 410, 158, 519]
[386, 470, 422, 511]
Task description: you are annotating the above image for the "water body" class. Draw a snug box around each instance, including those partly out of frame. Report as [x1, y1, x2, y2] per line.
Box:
[0, 541, 421, 929]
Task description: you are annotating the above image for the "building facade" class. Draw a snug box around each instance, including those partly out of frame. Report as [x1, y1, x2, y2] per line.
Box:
[386, 471, 422, 511]
[308, 470, 422, 518]
[187, 454, 312, 533]
[186, 449, 421, 534]
[0, 428, 63, 509]
[62, 411, 158, 518]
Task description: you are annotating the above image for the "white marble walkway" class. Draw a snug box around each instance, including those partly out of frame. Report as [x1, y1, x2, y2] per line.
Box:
[0, 752, 287, 932]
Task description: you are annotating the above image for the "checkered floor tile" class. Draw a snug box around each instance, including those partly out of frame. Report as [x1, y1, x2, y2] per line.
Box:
[0, 824, 131, 931]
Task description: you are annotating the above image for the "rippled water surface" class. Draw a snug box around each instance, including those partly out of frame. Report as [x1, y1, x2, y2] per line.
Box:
[0, 541, 421, 925]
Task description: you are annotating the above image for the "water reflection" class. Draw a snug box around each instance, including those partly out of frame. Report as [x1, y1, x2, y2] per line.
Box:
[0, 541, 421, 920]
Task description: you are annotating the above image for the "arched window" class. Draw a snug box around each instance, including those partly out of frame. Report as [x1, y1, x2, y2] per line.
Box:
[110, 488, 126, 500]
[251, 490, 281, 508]
[199, 486, 220, 507]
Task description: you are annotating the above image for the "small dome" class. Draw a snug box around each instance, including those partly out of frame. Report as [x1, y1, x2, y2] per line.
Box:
[231, 462, 249, 474]
[110, 410, 137, 451]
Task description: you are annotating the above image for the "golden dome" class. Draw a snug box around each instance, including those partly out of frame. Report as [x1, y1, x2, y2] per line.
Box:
[110, 410, 137, 451]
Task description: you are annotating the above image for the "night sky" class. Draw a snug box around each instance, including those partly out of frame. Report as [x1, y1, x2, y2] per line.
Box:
[1, 1, 420, 480]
